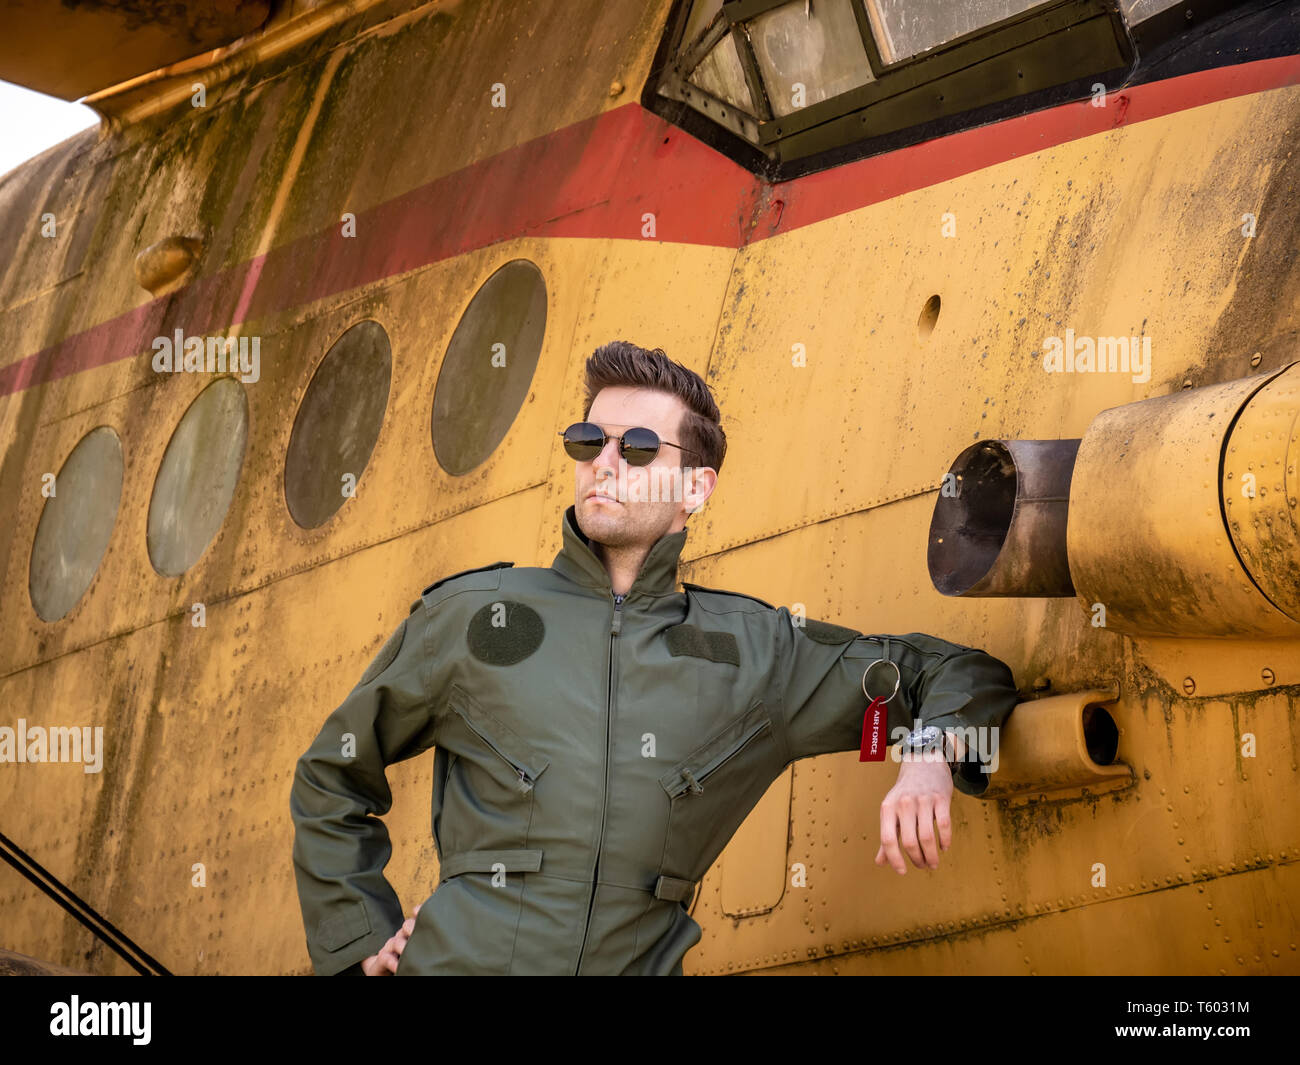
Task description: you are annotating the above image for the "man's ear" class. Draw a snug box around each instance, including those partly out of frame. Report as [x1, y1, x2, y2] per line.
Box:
[683, 466, 717, 514]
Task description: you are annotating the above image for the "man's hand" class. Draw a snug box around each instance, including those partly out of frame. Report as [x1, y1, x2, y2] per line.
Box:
[875, 756, 954, 875]
[360, 903, 422, 975]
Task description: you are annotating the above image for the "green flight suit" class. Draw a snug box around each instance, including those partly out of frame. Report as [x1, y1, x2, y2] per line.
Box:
[290, 505, 1020, 975]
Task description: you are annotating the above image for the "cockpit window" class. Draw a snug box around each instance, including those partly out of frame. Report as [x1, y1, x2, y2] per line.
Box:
[864, 0, 1047, 64]
[748, 0, 875, 117]
[688, 22, 755, 113]
[1120, 0, 1185, 21]
[647, 0, 1242, 178]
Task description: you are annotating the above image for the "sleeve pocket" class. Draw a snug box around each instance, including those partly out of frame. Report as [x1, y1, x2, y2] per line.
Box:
[317, 900, 373, 952]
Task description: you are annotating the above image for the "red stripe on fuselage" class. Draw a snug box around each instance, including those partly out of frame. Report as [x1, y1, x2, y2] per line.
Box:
[3, 53, 1297, 398]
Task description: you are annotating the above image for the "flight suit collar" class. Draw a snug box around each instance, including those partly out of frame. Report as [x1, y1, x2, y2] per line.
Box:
[552, 505, 688, 599]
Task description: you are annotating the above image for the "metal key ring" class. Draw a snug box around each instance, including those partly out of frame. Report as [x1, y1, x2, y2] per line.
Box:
[862, 658, 901, 704]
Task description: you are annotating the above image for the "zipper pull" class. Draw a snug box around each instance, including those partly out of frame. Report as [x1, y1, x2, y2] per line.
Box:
[611, 594, 624, 636]
[682, 768, 703, 795]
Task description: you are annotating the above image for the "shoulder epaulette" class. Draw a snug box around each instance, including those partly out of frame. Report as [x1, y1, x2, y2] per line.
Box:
[410, 561, 514, 613]
[681, 581, 774, 610]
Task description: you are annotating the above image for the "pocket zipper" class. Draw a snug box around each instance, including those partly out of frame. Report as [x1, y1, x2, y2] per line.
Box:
[669, 717, 771, 798]
[451, 702, 539, 793]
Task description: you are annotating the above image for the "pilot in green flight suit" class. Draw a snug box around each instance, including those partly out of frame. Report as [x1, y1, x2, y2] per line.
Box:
[290, 342, 1021, 976]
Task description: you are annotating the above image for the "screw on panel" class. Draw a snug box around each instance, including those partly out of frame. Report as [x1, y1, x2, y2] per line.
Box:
[1261, 668, 1275, 685]
[1183, 676, 1196, 695]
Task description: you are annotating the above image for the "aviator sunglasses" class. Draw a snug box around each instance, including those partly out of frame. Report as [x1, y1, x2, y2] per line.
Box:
[560, 422, 699, 466]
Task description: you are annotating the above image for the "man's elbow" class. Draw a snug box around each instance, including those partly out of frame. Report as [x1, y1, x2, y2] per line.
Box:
[289, 747, 335, 823]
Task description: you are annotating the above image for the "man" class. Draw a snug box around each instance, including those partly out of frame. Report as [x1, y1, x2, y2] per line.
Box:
[290, 341, 1020, 976]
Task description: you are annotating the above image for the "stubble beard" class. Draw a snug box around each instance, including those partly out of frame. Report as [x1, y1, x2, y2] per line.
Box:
[580, 500, 641, 548]
[579, 495, 674, 550]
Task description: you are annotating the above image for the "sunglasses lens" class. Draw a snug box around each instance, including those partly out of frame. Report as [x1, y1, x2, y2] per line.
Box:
[562, 422, 605, 461]
[620, 427, 660, 466]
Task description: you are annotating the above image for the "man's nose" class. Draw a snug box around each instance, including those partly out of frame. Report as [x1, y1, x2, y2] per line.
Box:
[592, 436, 621, 473]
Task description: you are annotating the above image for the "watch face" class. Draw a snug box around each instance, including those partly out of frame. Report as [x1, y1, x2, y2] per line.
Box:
[902, 727, 948, 762]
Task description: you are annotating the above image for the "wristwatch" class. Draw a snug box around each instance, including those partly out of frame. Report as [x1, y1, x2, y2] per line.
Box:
[899, 725, 958, 772]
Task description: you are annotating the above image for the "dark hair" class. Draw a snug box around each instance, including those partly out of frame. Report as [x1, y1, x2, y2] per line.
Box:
[582, 341, 726, 473]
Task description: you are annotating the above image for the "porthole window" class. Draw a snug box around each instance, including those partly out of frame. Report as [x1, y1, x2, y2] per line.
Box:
[147, 377, 249, 576]
[284, 320, 392, 529]
[29, 426, 124, 622]
[431, 259, 547, 476]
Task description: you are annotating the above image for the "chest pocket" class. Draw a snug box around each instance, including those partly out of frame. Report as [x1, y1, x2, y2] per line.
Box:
[657, 700, 781, 889]
[440, 683, 549, 853]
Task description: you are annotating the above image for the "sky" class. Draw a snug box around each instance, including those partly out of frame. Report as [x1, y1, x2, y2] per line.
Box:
[0, 81, 100, 181]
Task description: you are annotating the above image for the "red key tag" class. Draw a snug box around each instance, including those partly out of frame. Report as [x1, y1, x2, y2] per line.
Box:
[859, 694, 889, 762]
[859, 656, 901, 763]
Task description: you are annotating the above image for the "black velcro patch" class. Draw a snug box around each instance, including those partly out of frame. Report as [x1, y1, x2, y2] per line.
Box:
[802, 619, 861, 645]
[361, 619, 407, 685]
[467, 601, 545, 666]
[665, 624, 740, 666]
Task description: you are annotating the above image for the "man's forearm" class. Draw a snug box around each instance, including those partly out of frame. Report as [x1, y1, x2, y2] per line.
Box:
[290, 749, 406, 974]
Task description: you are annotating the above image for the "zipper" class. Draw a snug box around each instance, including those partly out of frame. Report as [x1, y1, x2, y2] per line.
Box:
[450, 701, 539, 793]
[575, 591, 623, 973]
[667, 716, 771, 798]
